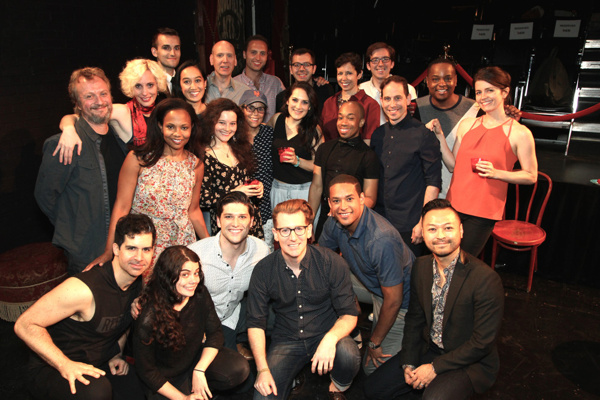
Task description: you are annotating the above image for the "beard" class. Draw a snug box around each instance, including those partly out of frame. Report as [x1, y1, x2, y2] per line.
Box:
[84, 102, 112, 125]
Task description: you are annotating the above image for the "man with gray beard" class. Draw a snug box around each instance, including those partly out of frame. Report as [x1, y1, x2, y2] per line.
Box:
[35, 67, 128, 274]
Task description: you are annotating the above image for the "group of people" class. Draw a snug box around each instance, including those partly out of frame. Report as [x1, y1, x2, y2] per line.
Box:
[22, 26, 540, 400]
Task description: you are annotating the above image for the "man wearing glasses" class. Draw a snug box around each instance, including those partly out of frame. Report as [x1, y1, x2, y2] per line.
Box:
[275, 48, 334, 114]
[359, 42, 418, 124]
[247, 199, 361, 400]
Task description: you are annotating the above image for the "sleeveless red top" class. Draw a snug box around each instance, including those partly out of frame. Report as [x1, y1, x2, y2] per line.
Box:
[447, 117, 518, 220]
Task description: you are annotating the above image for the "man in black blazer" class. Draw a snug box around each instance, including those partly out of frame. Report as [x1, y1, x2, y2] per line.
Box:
[364, 199, 504, 399]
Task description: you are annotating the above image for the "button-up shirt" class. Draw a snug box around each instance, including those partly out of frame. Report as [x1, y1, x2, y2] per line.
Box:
[205, 71, 251, 105]
[319, 206, 413, 309]
[34, 118, 126, 271]
[370, 115, 442, 233]
[188, 233, 270, 330]
[430, 253, 459, 349]
[233, 70, 285, 122]
[247, 245, 358, 343]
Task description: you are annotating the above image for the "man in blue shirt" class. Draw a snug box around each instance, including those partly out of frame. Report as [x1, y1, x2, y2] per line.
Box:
[319, 174, 414, 376]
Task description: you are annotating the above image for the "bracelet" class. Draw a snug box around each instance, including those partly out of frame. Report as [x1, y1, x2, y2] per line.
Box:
[193, 368, 205, 373]
[293, 156, 300, 168]
[257, 368, 270, 376]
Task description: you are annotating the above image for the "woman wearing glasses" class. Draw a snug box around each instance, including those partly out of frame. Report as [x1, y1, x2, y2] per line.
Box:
[240, 90, 276, 248]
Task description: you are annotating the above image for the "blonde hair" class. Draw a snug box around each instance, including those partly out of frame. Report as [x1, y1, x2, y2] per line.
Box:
[119, 59, 168, 98]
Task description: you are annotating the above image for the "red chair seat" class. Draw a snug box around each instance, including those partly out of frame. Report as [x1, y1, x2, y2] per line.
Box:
[492, 221, 546, 247]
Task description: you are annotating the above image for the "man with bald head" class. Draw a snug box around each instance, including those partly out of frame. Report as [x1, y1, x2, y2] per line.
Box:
[205, 40, 251, 105]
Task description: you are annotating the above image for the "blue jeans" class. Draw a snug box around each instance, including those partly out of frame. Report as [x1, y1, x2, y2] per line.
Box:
[253, 335, 360, 399]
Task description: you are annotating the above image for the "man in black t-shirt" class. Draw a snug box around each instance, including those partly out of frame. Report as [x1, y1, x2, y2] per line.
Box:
[15, 214, 156, 400]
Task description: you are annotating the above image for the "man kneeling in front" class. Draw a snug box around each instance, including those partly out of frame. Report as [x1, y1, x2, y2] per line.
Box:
[247, 199, 361, 400]
[364, 199, 504, 399]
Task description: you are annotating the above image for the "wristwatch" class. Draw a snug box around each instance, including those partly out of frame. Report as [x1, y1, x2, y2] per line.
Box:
[367, 340, 381, 350]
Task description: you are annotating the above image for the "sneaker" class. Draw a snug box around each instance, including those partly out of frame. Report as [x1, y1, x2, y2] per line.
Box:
[291, 371, 305, 394]
[352, 330, 363, 349]
[368, 312, 374, 321]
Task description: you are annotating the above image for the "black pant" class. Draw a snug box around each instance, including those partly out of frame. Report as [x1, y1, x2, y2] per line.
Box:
[363, 347, 474, 400]
[458, 212, 496, 257]
[30, 362, 145, 400]
[144, 347, 250, 399]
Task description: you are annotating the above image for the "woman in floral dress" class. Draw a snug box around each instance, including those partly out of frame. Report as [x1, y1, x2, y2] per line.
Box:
[87, 98, 209, 276]
[198, 98, 264, 238]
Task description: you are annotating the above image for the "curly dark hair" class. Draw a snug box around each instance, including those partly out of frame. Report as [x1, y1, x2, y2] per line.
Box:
[138, 246, 203, 351]
[134, 98, 203, 167]
[281, 81, 321, 155]
[199, 98, 256, 174]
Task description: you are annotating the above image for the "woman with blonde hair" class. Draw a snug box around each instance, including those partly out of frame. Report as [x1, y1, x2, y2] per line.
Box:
[54, 59, 168, 163]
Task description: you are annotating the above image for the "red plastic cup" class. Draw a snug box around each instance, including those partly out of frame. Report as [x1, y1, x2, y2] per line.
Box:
[471, 157, 488, 173]
[278, 147, 292, 163]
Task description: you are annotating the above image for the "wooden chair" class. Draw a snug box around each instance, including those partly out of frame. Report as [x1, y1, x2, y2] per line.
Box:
[490, 171, 553, 292]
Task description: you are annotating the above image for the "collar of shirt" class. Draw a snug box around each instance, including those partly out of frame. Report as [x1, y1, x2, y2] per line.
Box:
[207, 71, 234, 91]
[432, 251, 460, 287]
[337, 136, 362, 147]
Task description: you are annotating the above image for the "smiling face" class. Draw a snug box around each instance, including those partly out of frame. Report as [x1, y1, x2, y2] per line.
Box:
[426, 62, 458, 107]
[76, 76, 113, 126]
[161, 109, 192, 152]
[112, 233, 154, 279]
[273, 211, 312, 262]
[286, 87, 310, 121]
[337, 102, 364, 140]
[244, 40, 268, 73]
[217, 202, 253, 246]
[290, 53, 316, 83]
[475, 80, 508, 113]
[328, 182, 365, 234]
[132, 69, 158, 107]
[210, 41, 237, 79]
[180, 66, 205, 105]
[422, 208, 463, 259]
[243, 101, 266, 129]
[337, 62, 362, 95]
[382, 81, 409, 125]
[367, 48, 394, 81]
[175, 261, 201, 298]
[151, 34, 181, 71]
[213, 110, 237, 144]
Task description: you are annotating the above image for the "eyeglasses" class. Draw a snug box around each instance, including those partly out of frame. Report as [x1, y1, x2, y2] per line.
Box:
[369, 57, 391, 65]
[245, 105, 266, 114]
[275, 225, 308, 237]
[291, 62, 314, 69]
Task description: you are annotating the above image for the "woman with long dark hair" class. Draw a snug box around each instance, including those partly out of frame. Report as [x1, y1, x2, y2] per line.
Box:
[198, 98, 264, 238]
[172, 60, 208, 118]
[436, 66, 538, 256]
[134, 246, 249, 400]
[269, 81, 323, 224]
[86, 98, 209, 274]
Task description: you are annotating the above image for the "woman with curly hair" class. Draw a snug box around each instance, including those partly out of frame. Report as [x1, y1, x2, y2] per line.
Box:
[172, 60, 208, 118]
[134, 246, 250, 400]
[86, 98, 209, 275]
[198, 98, 264, 238]
[55, 59, 168, 163]
[269, 81, 323, 225]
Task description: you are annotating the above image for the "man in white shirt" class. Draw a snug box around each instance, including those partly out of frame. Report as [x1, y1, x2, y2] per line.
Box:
[359, 42, 417, 125]
[188, 191, 269, 355]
